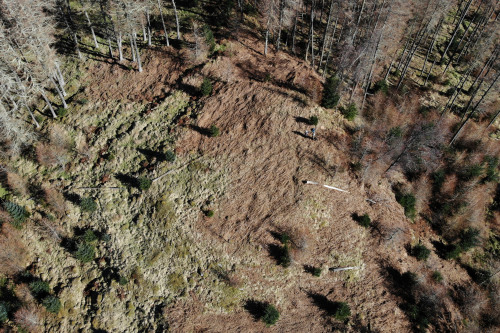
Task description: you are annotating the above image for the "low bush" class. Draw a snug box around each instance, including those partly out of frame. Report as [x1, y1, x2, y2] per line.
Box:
[29, 281, 50, 298]
[209, 125, 220, 137]
[358, 214, 371, 228]
[312, 267, 322, 277]
[445, 244, 463, 260]
[118, 276, 128, 286]
[200, 78, 213, 96]
[432, 271, 443, 283]
[0, 302, 8, 322]
[333, 302, 351, 321]
[138, 177, 152, 191]
[459, 228, 480, 251]
[459, 164, 483, 181]
[342, 103, 358, 121]
[205, 210, 214, 217]
[309, 116, 319, 126]
[42, 296, 61, 313]
[2, 201, 29, 229]
[165, 150, 176, 163]
[280, 244, 292, 268]
[79, 197, 97, 213]
[75, 243, 95, 263]
[374, 80, 389, 94]
[56, 107, 69, 117]
[412, 244, 431, 261]
[396, 192, 417, 220]
[322, 76, 340, 108]
[262, 304, 280, 326]
[83, 229, 98, 243]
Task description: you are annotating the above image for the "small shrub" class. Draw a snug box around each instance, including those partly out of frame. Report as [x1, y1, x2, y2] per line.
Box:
[431, 170, 445, 190]
[342, 103, 358, 121]
[79, 197, 97, 213]
[459, 228, 480, 251]
[118, 276, 128, 286]
[432, 271, 443, 283]
[205, 210, 214, 217]
[322, 76, 340, 108]
[203, 25, 216, 52]
[280, 232, 290, 245]
[200, 77, 213, 96]
[138, 177, 152, 191]
[280, 244, 292, 268]
[333, 302, 351, 321]
[262, 304, 280, 326]
[209, 125, 220, 137]
[396, 192, 417, 220]
[387, 126, 403, 142]
[401, 271, 419, 290]
[2, 201, 29, 229]
[75, 243, 95, 263]
[312, 267, 322, 277]
[374, 79, 389, 94]
[264, 73, 272, 82]
[56, 107, 69, 117]
[83, 229, 98, 243]
[165, 150, 176, 163]
[459, 164, 483, 181]
[0, 302, 9, 322]
[29, 281, 50, 298]
[445, 244, 462, 260]
[483, 156, 499, 182]
[358, 214, 371, 228]
[77, 98, 89, 105]
[412, 244, 431, 261]
[42, 296, 61, 313]
[309, 116, 319, 126]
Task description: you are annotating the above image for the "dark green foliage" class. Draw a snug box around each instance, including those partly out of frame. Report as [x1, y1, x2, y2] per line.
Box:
[57, 107, 69, 117]
[264, 73, 272, 82]
[459, 228, 480, 251]
[387, 126, 403, 143]
[138, 177, 152, 191]
[79, 197, 97, 213]
[0, 302, 8, 322]
[280, 233, 290, 245]
[459, 164, 483, 181]
[342, 103, 358, 121]
[209, 125, 220, 137]
[333, 302, 351, 321]
[262, 304, 280, 326]
[312, 267, 322, 277]
[42, 295, 61, 313]
[445, 87, 455, 96]
[401, 271, 419, 290]
[203, 25, 217, 53]
[280, 244, 292, 268]
[83, 229, 98, 243]
[29, 280, 50, 298]
[2, 201, 29, 229]
[432, 271, 443, 283]
[200, 77, 213, 96]
[205, 209, 214, 217]
[309, 115, 319, 126]
[322, 76, 340, 108]
[431, 170, 446, 191]
[75, 242, 95, 263]
[412, 244, 431, 261]
[374, 79, 389, 94]
[77, 98, 89, 105]
[101, 233, 111, 243]
[165, 150, 176, 163]
[484, 156, 499, 182]
[445, 244, 462, 260]
[358, 214, 371, 228]
[396, 192, 417, 220]
[118, 276, 128, 286]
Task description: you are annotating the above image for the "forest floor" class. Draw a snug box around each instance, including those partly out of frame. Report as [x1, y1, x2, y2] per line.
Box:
[10, 32, 479, 332]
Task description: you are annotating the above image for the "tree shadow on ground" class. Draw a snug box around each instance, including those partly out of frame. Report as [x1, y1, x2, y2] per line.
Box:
[115, 173, 139, 188]
[268, 244, 285, 265]
[189, 125, 212, 136]
[244, 299, 267, 321]
[294, 116, 310, 124]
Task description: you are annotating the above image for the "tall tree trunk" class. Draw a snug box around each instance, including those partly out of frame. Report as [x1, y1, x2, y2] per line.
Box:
[318, 0, 335, 70]
[73, 34, 83, 59]
[450, 71, 500, 145]
[117, 32, 124, 61]
[172, 0, 181, 40]
[397, 23, 428, 89]
[291, 11, 298, 54]
[130, 34, 137, 62]
[50, 77, 67, 109]
[41, 91, 57, 118]
[84, 10, 99, 49]
[276, 0, 284, 51]
[424, 58, 437, 86]
[108, 38, 113, 58]
[142, 21, 147, 42]
[26, 104, 40, 128]
[442, 65, 474, 115]
[146, 10, 152, 47]
[157, 0, 170, 46]
[352, 0, 366, 43]
[420, 20, 441, 76]
[133, 32, 143, 72]
[441, 0, 473, 62]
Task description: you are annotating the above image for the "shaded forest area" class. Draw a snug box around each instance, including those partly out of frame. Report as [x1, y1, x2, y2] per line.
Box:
[0, 0, 499, 332]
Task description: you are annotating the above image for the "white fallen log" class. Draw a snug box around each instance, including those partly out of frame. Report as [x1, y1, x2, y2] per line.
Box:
[305, 180, 349, 193]
[329, 266, 359, 272]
